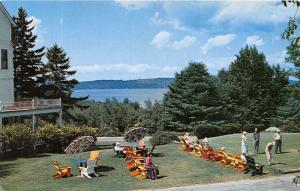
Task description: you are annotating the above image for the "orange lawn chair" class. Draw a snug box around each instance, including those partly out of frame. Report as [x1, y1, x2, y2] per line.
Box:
[52, 160, 72, 179]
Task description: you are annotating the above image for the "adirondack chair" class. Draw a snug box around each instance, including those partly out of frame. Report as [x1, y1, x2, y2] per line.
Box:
[178, 136, 185, 151]
[79, 160, 99, 178]
[201, 146, 216, 160]
[217, 151, 232, 166]
[123, 146, 136, 160]
[52, 160, 72, 179]
[245, 156, 264, 176]
[182, 139, 193, 152]
[89, 150, 100, 167]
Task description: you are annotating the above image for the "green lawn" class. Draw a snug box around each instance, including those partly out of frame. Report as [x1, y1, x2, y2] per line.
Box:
[0, 133, 299, 191]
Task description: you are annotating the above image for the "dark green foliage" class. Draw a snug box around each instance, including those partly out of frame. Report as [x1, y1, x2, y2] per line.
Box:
[143, 100, 164, 133]
[162, 62, 225, 131]
[41, 44, 88, 121]
[276, 97, 300, 132]
[12, 8, 45, 100]
[150, 131, 178, 146]
[224, 46, 289, 128]
[70, 99, 142, 136]
[218, 123, 242, 135]
[194, 124, 220, 139]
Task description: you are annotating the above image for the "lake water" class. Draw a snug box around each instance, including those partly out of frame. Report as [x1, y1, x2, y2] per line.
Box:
[73, 88, 169, 104]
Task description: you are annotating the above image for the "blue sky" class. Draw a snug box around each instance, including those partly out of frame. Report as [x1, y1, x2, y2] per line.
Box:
[3, 1, 298, 81]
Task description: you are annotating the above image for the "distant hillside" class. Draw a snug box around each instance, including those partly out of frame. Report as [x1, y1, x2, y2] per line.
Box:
[75, 78, 174, 89]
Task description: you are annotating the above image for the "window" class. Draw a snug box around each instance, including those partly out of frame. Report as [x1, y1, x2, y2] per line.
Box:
[1, 49, 8, 69]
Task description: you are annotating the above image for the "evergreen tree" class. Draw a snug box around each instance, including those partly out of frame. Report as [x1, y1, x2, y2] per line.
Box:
[162, 62, 225, 131]
[42, 44, 88, 121]
[286, 43, 300, 100]
[12, 8, 45, 99]
[225, 46, 289, 129]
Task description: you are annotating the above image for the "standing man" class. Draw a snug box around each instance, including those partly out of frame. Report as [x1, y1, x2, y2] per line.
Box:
[253, 128, 260, 155]
[274, 130, 282, 154]
[265, 142, 274, 166]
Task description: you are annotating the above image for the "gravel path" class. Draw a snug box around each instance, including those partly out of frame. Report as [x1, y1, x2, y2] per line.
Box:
[145, 175, 300, 191]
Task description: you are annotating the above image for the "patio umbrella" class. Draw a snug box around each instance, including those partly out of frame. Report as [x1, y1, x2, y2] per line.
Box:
[64, 136, 95, 155]
[265, 127, 281, 133]
[124, 127, 149, 143]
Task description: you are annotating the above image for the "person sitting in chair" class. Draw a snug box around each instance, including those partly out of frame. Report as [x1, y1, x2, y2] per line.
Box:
[114, 142, 124, 157]
[146, 152, 159, 180]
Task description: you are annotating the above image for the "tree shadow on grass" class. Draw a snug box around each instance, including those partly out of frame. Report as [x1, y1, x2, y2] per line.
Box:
[95, 165, 115, 173]
[0, 163, 16, 178]
[1, 153, 51, 161]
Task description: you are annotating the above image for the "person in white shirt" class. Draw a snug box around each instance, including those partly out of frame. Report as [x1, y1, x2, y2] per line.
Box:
[114, 142, 124, 157]
[274, 131, 282, 154]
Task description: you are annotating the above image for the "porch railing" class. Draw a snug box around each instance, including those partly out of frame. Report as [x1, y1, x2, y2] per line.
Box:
[0, 98, 61, 112]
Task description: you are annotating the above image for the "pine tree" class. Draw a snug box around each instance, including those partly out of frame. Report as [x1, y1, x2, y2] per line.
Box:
[42, 44, 88, 121]
[162, 62, 225, 131]
[12, 7, 45, 99]
[225, 46, 289, 129]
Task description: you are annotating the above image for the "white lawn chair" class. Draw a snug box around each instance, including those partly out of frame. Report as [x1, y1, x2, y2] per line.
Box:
[79, 160, 98, 178]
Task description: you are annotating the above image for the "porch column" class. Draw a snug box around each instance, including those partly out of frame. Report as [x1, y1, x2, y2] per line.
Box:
[58, 108, 63, 126]
[0, 116, 2, 128]
[32, 114, 36, 133]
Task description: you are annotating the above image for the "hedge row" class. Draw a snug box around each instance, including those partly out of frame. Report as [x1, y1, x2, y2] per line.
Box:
[0, 123, 98, 155]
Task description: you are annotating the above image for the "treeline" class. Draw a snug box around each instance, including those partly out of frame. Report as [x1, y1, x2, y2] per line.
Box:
[69, 46, 300, 137]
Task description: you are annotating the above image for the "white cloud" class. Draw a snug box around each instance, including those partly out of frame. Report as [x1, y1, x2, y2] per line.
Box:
[172, 35, 196, 50]
[151, 11, 188, 31]
[151, 31, 172, 48]
[201, 34, 236, 54]
[245, 35, 264, 46]
[114, 0, 151, 10]
[211, 1, 296, 25]
[151, 31, 196, 49]
[27, 16, 41, 35]
[27, 16, 45, 45]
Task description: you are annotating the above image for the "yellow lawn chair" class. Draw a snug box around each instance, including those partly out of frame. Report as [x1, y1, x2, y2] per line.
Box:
[89, 150, 100, 167]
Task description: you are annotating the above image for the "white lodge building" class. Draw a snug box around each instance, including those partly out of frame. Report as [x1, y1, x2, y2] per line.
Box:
[0, 3, 15, 103]
[0, 3, 62, 129]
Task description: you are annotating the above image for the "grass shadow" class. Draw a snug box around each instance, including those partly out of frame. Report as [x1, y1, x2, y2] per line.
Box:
[275, 152, 291, 154]
[0, 163, 16, 178]
[95, 165, 115, 172]
[157, 175, 167, 179]
[152, 153, 165, 157]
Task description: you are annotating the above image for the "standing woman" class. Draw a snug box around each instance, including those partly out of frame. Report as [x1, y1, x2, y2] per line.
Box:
[253, 128, 260, 155]
[241, 131, 248, 155]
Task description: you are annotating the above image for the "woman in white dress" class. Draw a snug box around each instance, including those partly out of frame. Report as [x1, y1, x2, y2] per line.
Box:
[241, 131, 248, 155]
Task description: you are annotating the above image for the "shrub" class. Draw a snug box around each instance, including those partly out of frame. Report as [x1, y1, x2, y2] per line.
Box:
[0, 123, 35, 155]
[37, 124, 98, 152]
[282, 119, 300, 132]
[218, 123, 242, 135]
[150, 131, 178, 146]
[194, 124, 220, 139]
[36, 123, 62, 151]
[244, 123, 266, 133]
